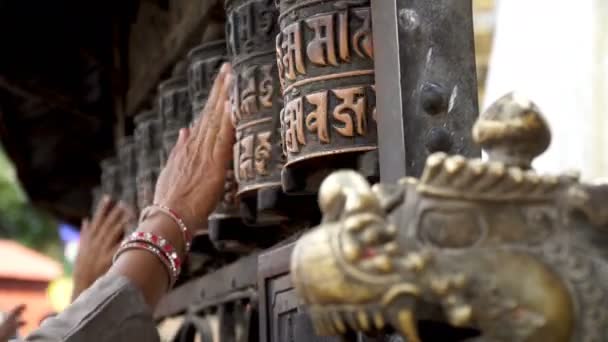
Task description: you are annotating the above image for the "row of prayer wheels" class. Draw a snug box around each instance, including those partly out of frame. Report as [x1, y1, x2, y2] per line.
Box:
[93, 0, 381, 279]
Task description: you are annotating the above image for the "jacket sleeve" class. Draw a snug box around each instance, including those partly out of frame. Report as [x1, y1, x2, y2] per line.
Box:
[26, 273, 160, 342]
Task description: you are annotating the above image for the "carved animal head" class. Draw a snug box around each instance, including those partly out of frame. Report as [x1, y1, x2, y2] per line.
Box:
[291, 93, 608, 342]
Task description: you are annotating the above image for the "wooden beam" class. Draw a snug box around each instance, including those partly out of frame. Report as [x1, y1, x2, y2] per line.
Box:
[126, 0, 222, 116]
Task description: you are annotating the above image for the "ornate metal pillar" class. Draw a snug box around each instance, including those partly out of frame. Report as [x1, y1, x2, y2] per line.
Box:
[276, 0, 378, 194]
[371, 0, 480, 183]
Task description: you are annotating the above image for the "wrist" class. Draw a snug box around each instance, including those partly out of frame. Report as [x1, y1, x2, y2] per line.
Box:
[138, 212, 186, 256]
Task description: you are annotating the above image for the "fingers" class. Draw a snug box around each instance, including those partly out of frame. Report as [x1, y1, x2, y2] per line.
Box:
[99, 203, 128, 240]
[203, 73, 234, 154]
[8, 304, 26, 320]
[81, 218, 90, 233]
[213, 100, 237, 168]
[90, 195, 113, 231]
[167, 128, 190, 163]
[193, 63, 231, 138]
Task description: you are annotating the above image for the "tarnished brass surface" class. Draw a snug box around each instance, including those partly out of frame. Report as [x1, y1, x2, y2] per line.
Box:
[291, 93, 608, 341]
[277, 0, 377, 193]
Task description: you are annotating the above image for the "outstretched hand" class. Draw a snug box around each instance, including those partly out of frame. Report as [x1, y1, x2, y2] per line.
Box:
[154, 63, 235, 234]
[72, 197, 134, 301]
[0, 304, 25, 341]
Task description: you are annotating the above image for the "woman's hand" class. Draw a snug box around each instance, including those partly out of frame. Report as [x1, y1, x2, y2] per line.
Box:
[72, 197, 134, 301]
[154, 63, 235, 234]
[0, 304, 25, 341]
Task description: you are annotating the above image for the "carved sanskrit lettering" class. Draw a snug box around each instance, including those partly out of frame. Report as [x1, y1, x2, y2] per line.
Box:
[237, 4, 255, 52]
[281, 22, 306, 81]
[282, 86, 374, 153]
[259, 64, 274, 108]
[306, 14, 338, 67]
[231, 76, 242, 126]
[352, 8, 373, 59]
[333, 87, 367, 137]
[276, 36, 287, 91]
[305, 91, 330, 143]
[234, 131, 274, 181]
[338, 11, 350, 62]
[283, 97, 306, 152]
[254, 132, 272, 175]
[239, 134, 255, 180]
[240, 66, 259, 117]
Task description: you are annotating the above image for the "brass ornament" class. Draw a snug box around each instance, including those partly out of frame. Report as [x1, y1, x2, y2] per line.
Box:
[291, 93, 608, 341]
[277, 0, 377, 193]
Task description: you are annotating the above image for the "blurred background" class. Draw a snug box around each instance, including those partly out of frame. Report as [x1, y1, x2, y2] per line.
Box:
[0, 0, 605, 335]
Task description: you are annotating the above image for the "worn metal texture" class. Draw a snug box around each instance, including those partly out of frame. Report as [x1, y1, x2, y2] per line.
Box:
[290, 93, 608, 341]
[226, 0, 287, 226]
[187, 40, 228, 119]
[134, 109, 162, 210]
[276, 0, 377, 194]
[371, 0, 480, 183]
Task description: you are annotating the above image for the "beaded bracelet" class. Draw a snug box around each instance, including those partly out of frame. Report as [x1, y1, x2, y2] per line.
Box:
[139, 204, 192, 252]
[113, 241, 175, 288]
[113, 231, 182, 287]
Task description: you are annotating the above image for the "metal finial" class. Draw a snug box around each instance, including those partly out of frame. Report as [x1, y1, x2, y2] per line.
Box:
[472, 92, 551, 169]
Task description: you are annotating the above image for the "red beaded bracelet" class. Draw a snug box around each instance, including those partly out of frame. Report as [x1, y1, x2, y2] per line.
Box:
[113, 231, 182, 287]
[139, 204, 192, 252]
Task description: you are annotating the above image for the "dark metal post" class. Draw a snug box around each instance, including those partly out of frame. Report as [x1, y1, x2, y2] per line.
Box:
[371, 0, 480, 183]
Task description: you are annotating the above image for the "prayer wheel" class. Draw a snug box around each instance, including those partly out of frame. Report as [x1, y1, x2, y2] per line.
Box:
[187, 40, 227, 120]
[159, 62, 191, 166]
[226, 0, 287, 225]
[100, 157, 122, 200]
[91, 186, 102, 217]
[276, 0, 377, 193]
[117, 136, 138, 220]
[134, 109, 162, 211]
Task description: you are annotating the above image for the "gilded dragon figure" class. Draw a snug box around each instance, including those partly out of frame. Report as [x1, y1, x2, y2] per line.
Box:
[291, 93, 608, 341]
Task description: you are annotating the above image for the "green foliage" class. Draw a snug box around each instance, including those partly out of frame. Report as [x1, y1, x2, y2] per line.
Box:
[0, 146, 61, 260]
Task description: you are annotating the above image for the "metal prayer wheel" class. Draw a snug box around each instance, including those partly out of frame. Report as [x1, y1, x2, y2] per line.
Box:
[118, 136, 138, 215]
[226, 0, 287, 225]
[159, 62, 191, 166]
[91, 186, 102, 217]
[100, 157, 122, 200]
[134, 110, 162, 211]
[187, 40, 227, 120]
[276, 0, 377, 193]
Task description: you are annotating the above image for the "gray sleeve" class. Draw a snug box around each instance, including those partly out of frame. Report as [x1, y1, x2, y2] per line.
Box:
[26, 274, 160, 342]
